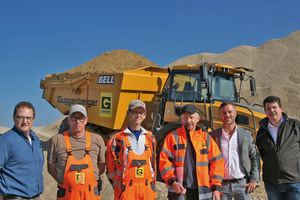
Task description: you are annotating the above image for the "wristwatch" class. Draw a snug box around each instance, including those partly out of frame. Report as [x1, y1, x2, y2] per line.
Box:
[168, 178, 176, 186]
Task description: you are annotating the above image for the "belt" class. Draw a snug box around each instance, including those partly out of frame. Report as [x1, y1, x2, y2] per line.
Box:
[223, 177, 245, 183]
[3, 194, 40, 199]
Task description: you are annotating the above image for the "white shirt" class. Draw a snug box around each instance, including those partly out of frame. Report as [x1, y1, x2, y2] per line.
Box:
[221, 126, 245, 180]
[123, 126, 149, 155]
[268, 116, 285, 144]
[28, 137, 32, 145]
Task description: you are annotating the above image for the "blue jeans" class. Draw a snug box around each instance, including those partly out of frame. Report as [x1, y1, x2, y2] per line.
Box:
[264, 182, 300, 200]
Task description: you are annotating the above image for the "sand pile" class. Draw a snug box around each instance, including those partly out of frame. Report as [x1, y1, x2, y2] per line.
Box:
[60, 49, 160, 74]
[167, 30, 300, 119]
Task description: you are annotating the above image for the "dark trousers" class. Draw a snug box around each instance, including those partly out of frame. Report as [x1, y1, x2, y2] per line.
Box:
[168, 189, 199, 200]
[2, 195, 40, 200]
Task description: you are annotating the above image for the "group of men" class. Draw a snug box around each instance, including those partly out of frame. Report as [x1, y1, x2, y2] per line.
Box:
[1, 96, 300, 200]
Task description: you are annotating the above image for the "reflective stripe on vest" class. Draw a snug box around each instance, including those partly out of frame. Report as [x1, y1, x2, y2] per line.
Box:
[164, 126, 223, 199]
[109, 128, 155, 188]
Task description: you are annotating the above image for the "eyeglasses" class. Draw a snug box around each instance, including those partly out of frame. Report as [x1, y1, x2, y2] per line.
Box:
[70, 116, 86, 122]
[129, 110, 145, 115]
[15, 116, 34, 121]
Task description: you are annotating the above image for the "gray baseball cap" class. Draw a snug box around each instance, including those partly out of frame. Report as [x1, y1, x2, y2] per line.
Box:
[128, 100, 146, 111]
[69, 104, 87, 117]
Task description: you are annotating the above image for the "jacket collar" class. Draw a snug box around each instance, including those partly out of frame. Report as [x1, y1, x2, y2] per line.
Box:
[184, 124, 201, 134]
[123, 125, 148, 136]
[259, 112, 288, 129]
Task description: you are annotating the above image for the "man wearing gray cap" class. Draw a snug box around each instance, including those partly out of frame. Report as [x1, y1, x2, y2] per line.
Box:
[47, 104, 105, 200]
[106, 100, 157, 200]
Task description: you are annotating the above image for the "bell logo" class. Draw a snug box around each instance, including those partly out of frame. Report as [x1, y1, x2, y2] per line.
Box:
[98, 75, 115, 84]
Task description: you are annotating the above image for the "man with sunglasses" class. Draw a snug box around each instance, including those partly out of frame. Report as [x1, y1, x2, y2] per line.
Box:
[0, 101, 44, 200]
[106, 100, 157, 200]
[47, 104, 105, 200]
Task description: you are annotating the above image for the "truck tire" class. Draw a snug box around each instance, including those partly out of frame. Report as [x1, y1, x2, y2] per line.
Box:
[59, 116, 69, 134]
[155, 122, 182, 146]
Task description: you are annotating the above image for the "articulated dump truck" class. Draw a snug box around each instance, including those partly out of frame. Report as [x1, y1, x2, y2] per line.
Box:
[40, 63, 266, 144]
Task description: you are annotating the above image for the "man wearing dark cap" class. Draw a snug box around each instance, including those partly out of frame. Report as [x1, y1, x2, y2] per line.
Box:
[47, 104, 106, 200]
[106, 99, 157, 200]
[159, 104, 224, 200]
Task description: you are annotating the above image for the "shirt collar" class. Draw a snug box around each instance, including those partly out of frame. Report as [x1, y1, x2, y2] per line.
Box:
[12, 125, 35, 140]
[268, 116, 285, 129]
[221, 125, 237, 140]
[124, 126, 148, 135]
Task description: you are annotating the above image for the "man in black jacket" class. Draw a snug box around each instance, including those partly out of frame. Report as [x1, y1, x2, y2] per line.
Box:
[257, 96, 300, 200]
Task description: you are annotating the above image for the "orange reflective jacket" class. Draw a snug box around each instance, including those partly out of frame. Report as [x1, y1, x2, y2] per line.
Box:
[58, 131, 100, 200]
[106, 127, 156, 200]
[159, 125, 224, 200]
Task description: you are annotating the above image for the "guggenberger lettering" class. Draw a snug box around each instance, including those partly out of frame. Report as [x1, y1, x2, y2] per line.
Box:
[57, 96, 98, 107]
[98, 75, 115, 84]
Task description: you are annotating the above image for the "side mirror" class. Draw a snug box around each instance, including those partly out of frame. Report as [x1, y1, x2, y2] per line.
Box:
[250, 78, 256, 96]
[200, 64, 208, 88]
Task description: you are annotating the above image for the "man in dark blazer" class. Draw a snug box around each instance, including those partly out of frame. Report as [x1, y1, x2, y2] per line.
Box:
[209, 101, 260, 200]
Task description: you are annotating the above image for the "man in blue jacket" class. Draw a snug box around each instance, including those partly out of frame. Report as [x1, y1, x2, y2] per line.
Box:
[257, 96, 300, 200]
[0, 102, 44, 200]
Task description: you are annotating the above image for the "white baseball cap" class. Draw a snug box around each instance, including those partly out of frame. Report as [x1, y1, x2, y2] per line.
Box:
[69, 104, 87, 117]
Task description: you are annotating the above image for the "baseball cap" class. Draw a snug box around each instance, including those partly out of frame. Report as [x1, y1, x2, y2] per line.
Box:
[128, 100, 146, 111]
[69, 104, 87, 117]
[180, 104, 198, 115]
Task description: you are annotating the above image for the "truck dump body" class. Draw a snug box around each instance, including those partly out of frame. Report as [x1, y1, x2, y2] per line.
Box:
[40, 66, 168, 132]
[41, 62, 265, 144]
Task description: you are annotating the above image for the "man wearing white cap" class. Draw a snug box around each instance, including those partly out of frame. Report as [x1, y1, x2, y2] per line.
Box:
[106, 100, 157, 200]
[47, 104, 106, 200]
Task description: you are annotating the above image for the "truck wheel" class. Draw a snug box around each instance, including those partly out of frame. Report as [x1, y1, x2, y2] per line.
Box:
[155, 122, 182, 146]
[59, 116, 69, 134]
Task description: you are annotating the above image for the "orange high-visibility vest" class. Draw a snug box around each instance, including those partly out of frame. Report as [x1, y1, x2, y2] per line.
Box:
[58, 131, 100, 200]
[159, 125, 224, 200]
[106, 127, 156, 200]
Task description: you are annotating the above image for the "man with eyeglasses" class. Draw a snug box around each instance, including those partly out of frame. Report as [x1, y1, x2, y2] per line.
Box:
[47, 104, 105, 200]
[0, 102, 44, 200]
[106, 100, 157, 200]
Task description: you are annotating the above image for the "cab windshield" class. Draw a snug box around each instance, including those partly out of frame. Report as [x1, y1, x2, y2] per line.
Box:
[167, 70, 236, 102]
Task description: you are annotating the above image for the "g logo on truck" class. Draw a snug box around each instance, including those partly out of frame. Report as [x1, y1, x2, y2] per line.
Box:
[100, 93, 112, 117]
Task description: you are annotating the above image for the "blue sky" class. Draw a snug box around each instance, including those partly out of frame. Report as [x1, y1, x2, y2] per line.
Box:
[0, 0, 299, 128]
